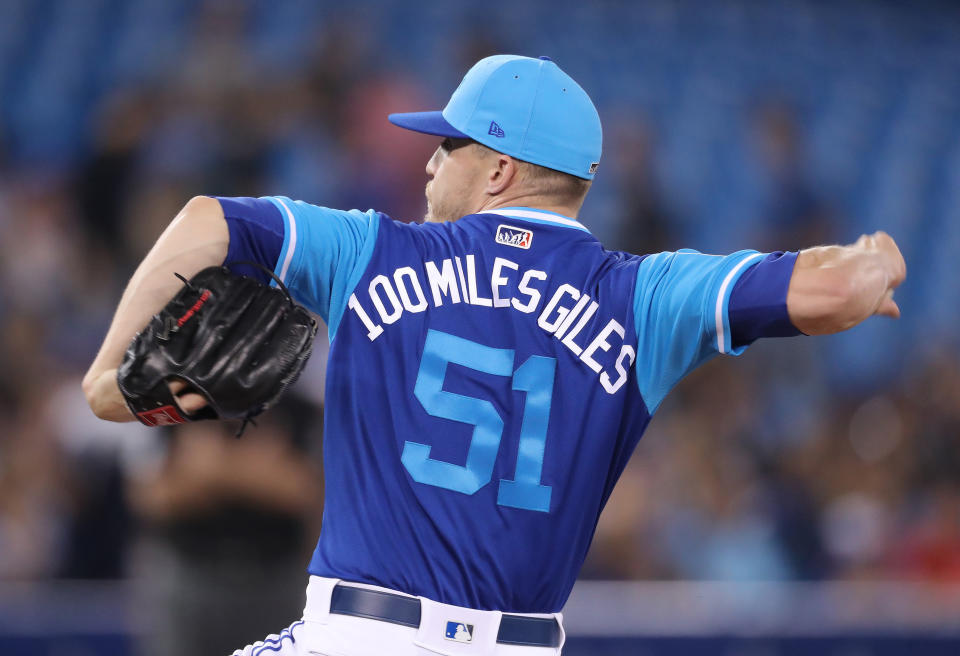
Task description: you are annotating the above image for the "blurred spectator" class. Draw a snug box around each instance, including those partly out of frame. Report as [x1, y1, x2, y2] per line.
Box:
[762, 458, 830, 579]
[0, 176, 82, 316]
[905, 350, 960, 491]
[338, 73, 437, 220]
[608, 118, 678, 254]
[262, 25, 373, 202]
[750, 100, 840, 250]
[128, 396, 323, 656]
[579, 457, 670, 580]
[455, 30, 508, 76]
[74, 90, 156, 253]
[892, 485, 960, 581]
[46, 379, 159, 580]
[0, 366, 68, 580]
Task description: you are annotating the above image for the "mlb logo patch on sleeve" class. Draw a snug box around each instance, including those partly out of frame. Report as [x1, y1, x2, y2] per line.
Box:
[495, 224, 533, 249]
[444, 621, 474, 643]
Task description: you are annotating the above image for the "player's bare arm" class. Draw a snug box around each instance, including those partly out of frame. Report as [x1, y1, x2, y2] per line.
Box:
[787, 230, 906, 335]
[82, 195, 228, 421]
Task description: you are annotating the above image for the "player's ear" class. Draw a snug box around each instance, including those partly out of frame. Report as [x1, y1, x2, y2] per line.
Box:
[484, 153, 518, 196]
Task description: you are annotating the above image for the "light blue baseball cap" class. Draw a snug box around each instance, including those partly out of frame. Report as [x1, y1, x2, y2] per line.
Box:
[389, 55, 602, 180]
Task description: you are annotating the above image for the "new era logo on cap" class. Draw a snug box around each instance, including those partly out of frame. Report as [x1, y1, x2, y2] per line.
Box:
[488, 120, 505, 138]
[445, 621, 474, 643]
[496, 224, 532, 249]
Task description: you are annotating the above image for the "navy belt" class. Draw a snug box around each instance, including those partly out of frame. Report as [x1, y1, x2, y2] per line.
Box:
[329, 584, 561, 648]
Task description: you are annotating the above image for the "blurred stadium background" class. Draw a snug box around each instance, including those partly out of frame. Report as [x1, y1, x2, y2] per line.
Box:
[0, 0, 959, 654]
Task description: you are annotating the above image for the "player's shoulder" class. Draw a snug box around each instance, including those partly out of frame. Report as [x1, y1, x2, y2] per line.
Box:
[587, 247, 650, 301]
[265, 195, 382, 226]
[635, 248, 761, 280]
[371, 211, 499, 249]
[599, 245, 650, 270]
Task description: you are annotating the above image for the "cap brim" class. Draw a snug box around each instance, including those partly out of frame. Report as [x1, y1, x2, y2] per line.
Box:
[388, 111, 469, 138]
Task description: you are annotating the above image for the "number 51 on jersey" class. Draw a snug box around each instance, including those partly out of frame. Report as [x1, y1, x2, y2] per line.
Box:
[402, 329, 555, 513]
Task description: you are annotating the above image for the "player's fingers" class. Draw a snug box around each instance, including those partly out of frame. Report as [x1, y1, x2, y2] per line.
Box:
[872, 231, 907, 287]
[176, 392, 210, 414]
[167, 379, 209, 414]
[876, 295, 900, 319]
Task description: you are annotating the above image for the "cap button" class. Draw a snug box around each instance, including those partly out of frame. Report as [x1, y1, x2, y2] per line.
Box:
[538, 56, 552, 61]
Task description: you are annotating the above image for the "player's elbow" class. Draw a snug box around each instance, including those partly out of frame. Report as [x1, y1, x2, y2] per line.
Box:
[82, 376, 104, 419]
[82, 371, 108, 420]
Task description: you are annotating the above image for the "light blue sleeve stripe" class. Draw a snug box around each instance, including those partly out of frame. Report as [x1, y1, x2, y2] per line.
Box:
[716, 252, 764, 355]
[269, 197, 296, 287]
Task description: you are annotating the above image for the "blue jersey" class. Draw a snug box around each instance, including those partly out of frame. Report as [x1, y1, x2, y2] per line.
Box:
[216, 197, 798, 613]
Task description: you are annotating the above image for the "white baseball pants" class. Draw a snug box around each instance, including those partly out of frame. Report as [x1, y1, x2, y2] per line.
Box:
[232, 576, 565, 656]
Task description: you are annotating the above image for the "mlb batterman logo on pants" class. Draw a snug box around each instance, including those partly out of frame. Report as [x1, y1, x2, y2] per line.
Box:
[446, 621, 475, 643]
[83, 51, 906, 656]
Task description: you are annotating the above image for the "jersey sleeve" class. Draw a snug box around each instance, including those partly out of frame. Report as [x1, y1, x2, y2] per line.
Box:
[632, 249, 767, 413]
[728, 251, 802, 348]
[215, 196, 285, 284]
[265, 196, 381, 339]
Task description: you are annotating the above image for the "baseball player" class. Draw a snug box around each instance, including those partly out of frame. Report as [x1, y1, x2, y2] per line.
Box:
[83, 55, 905, 655]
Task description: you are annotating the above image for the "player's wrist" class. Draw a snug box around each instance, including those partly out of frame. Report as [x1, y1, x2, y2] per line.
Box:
[84, 369, 136, 422]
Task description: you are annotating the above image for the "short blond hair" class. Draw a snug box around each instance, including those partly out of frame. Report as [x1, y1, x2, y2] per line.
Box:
[515, 159, 592, 204]
[473, 143, 592, 206]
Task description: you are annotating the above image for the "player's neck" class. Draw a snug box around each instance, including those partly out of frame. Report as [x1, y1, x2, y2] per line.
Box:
[473, 194, 583, 220]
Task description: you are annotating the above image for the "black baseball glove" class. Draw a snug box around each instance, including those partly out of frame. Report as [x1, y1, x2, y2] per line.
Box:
[117, 264, 317, 432]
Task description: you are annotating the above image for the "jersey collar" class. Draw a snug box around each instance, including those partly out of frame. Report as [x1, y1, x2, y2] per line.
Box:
[481, 206, 591, 233]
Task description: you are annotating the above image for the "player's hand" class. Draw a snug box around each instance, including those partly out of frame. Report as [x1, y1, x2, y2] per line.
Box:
[168, 378, 210, 415]
[82, 370, 209, 421]
[789, 231, 907, 334]
[116, 265, 317, 429]
[855, 231, 906, 319]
